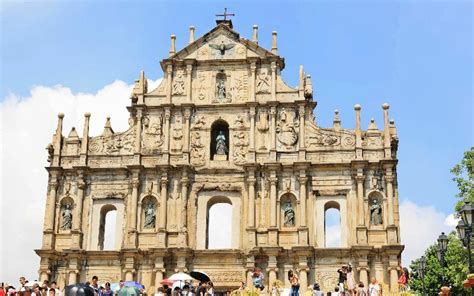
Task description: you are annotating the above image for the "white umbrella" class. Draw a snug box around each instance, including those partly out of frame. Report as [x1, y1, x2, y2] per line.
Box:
[168, 272, 193, 289]
[168, 273, 193, 281]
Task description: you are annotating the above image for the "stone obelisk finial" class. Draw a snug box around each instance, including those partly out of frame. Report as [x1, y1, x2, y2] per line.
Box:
[252, 25, 258, 44]
[189, 26, 195, 44]
[382, 103, 391, 158]
[169, 34, 176, 57]
[271, 31, 278, 55]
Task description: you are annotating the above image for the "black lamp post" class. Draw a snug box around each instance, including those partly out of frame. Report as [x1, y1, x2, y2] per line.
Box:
[457, 202, 474, 295]
[437, 232, 448, 286]
[418, 255, 426, 296]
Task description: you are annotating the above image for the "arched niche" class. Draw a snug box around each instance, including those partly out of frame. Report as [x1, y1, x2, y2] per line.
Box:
[280, 193, 297, 229]
[140, 195, 158, 231]
[58, 196, 74, 232]
[210, 120, 229, 160]
[368, 190, 384, 227]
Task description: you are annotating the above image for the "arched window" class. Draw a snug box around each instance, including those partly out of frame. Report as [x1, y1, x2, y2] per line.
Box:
[210, 120, 229, 160]
[206, 197, 233, 249]
[98, 205, 117, 250]
[324, 201, 341, 247]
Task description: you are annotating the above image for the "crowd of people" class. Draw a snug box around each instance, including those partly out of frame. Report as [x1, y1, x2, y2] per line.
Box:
[1, 265, 410, 296]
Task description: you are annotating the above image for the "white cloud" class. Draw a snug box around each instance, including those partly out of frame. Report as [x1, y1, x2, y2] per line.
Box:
[400, 199, 455, 267]
[0, 78, 160, 285]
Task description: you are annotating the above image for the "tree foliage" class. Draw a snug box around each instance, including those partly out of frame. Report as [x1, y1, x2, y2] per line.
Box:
[409, 233, 468, 295]
[451, 147, 474, 212]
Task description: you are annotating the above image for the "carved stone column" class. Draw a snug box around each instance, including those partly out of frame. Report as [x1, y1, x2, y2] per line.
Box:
[355, 172, 368, 245]
[269, 105, 277, 152]
[249, 106, 256, 151]
[250, 62, 256, 102]
[269, 174, 278, 245]
[178, 169, 189, 247]
[183, 108, 191, 154]
[298, 175, 308, 246]
[298, 258, 309, 294]
[72, 173, 85, 249]
[267, 255, 278, 289]
[68, 270, 78, 285]
[126, 175, 140, 248]
[247, 170, 256, 247]
[154, 257, 165, 289]
[158, 172, 168, 247]
[271, 62, 276, 101]
[166, 65, 173, 104]
[245, 256, 255, 288]
[357, 260, 369, 288]
[185, 64, 192, 102]
[42, 176, 59, 249]
[164, 108, 171, 154]
[386, 174, 394, 226]
[135, 109, 143, 155]
[298, 104, 306, 160]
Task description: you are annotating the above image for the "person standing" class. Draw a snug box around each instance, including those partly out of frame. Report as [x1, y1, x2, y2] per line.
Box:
[312, 284, 324, 296]
[368, 278, 380, 296]
[336, 266, 347, 295]
[90, 276, 100, 296]
[355, 282, 367, 296]
[288, 270, 299, 296]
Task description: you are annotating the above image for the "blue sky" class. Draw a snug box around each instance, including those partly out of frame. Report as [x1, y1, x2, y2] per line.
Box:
[0, 0, 472, 278]
[3, 0, 471, 212]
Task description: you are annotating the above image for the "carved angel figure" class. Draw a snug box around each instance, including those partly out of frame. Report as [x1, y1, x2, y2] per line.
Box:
[60, 204, 73, 230]
[256, 69, 270, 93]
[209, 41, 235, 55]
[172, 71, 185, 95]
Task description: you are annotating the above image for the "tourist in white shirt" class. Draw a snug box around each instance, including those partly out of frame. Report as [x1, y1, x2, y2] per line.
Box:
[368, 278, 380, 296]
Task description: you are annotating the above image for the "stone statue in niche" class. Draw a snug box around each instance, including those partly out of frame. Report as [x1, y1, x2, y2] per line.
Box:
[216, 77, 226, 102]
[60, 204, 73, 230]
[283, 201, 295, 227]
[143, 201, 156, 229]
[216, 131, 228, 155]
[370, 198, 382, 225]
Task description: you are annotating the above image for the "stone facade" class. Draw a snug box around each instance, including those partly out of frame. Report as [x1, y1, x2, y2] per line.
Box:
[36, 21, 403, 294]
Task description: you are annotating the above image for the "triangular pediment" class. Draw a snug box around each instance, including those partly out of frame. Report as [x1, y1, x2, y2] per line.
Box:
[169, 24, 279, 62]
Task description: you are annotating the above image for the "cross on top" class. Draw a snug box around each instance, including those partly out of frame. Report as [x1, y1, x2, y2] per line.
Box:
[216, 8, 235, 21]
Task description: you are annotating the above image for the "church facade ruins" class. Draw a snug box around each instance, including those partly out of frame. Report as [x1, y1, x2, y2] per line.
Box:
[37, 19, 403, 293]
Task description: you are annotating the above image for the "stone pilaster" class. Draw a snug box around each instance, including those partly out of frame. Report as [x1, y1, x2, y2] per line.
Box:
[269, 173, 278, 245]
[153, 256, 166, 289]
[72, 172, 86, 249]
[250, 62, 256, 102]
[126, 174, 140, 248]
[247, 169, 256, 247]
[183, 107, 191, 154]
[298, 104, 306, 160]
[42, 175, 59, 249]
[269, 105, 277, 154]
[298, 257, 309, 294]
[178, 168, 189, 247]
[164, 107, 171, 154]
[248, 105, 256, 161]
[158, 171, 168, 247]
[185, 64, 193, 102]
[267, 255, 278, 289]
[166, 65, 173, 104]
[298, 175, 308, 246]
[245, 256, 255, 289]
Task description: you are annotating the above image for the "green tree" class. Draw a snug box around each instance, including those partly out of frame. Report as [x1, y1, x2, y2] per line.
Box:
[451, 147, 474, 212]
[409, 232, 468, 295]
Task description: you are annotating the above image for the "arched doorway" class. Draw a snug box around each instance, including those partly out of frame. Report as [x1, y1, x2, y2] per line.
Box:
[98, 204, 118, 250]
[324, 201, 341, 247]
[206, 197, 233, 249]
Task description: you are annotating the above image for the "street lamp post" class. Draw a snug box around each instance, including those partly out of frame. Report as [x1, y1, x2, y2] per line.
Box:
[437, 232, 448, 286]
[457, 202, 474, 295]
[418, 255, 426, 296]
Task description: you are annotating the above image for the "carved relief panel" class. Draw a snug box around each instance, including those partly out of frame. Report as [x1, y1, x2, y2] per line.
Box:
[141, 114, 164, 154]
[88, 126, 135, 155]
[276, 108, 299, 151]
[171, 114, 183, 152]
